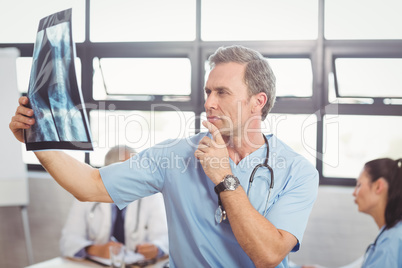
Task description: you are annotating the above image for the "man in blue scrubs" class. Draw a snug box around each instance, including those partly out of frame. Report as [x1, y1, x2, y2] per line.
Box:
[10, 45, 318, 267]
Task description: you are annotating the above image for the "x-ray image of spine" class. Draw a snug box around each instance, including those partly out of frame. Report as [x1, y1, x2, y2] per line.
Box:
[26, 22, 88, 143]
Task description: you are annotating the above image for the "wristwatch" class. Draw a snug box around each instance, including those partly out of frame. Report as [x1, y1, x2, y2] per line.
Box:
[214, 175, 240, 224]
[214, 174, 240, 196]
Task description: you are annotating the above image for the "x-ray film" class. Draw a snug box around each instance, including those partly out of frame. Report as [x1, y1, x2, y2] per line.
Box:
[24, 9, 93, 151]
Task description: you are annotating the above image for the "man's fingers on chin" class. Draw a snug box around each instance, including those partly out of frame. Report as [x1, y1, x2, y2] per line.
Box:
[203, 120, 217, 132]
[194, 150, 203, 158]
[203, 121, 224, 143]
[211, 130, 224, 145]
[199, 144, 209, 150]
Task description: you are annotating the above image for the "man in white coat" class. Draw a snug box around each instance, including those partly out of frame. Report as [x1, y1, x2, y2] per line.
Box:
[60, 145, 169, 261]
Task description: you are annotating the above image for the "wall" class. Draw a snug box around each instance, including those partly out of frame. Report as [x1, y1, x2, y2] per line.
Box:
[0, 172, 74, 268]
[0, 174, 378, 268]
[290, 186, 378, 267]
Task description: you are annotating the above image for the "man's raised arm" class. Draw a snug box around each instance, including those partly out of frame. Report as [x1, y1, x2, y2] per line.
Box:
[9, 96, 112, 203]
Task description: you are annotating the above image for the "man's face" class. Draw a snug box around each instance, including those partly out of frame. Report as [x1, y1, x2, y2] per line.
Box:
[204, 62, 253, 137]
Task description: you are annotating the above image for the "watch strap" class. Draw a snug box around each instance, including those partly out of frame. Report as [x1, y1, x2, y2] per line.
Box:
[214, 181, 227, 195]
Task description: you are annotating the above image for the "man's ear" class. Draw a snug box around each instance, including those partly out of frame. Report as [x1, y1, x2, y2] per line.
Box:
[252, 92, 267, 114]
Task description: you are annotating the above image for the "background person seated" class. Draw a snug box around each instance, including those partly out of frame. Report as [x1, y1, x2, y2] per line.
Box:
[353, 157, 402, 267]
[60, 145, 169, 261]
[290, 157, 402, 268]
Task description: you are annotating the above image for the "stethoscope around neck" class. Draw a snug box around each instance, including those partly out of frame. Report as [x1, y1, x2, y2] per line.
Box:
[246, 135, 274, 216]
[88, 200, 142, 240]
[363, 226, 386, 264]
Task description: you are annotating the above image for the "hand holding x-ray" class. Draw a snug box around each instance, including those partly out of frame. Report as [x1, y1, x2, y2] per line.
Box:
[24, 8, 92, 151]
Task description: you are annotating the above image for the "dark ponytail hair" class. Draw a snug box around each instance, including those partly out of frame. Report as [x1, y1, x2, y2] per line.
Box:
[364, 158, 402, 229]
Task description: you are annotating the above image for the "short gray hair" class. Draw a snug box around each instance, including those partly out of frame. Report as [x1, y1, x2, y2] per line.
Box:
[208, 45, 276, 120]
[104, 145, 136, 166]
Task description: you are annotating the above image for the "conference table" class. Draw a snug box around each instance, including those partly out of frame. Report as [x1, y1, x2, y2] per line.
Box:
[25, 256, 169, 268]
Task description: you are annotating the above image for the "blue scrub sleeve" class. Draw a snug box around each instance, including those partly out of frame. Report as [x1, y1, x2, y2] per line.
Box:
[267, 159, 319, 252]
[99, 145, 168, 209]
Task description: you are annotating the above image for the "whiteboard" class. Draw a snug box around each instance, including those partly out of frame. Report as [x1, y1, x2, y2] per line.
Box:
[0, 48, 29, 206]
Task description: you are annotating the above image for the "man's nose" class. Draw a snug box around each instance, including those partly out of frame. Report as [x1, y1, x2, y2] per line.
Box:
[204, 93, 217, 110]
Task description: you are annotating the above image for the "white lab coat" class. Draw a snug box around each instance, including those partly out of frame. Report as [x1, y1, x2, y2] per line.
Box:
[60, 193, 168, 258]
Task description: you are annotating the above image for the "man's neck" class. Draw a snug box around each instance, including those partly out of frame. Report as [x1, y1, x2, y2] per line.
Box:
[223, 132, 265, 165]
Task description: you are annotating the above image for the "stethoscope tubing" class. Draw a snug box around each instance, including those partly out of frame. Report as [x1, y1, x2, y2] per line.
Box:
[246, 135, 274, 216]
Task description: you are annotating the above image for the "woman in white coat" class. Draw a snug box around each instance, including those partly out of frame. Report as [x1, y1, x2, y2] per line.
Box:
[60, 145, 169, 261]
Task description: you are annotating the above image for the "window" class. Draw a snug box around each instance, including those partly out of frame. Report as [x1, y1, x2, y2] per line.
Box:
[322, 115, 402, 178]
[325, 0, 402, 40]
[201, 0, 318, 41]
[16, 58, 33, 93]
[89, 110, 196, 167]
[269, 59, 313, 97]
[23, 149, 84, 165]
[334, 58, 402, 98]
[93, 58, 191, 100]
[0, 0, 85, 43]
[90, 0, 196, 42]
[4, 0, 402, 186]
[263, 114, 317, 166]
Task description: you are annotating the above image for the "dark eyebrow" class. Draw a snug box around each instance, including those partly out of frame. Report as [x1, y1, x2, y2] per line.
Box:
[205, 86, 231, 93]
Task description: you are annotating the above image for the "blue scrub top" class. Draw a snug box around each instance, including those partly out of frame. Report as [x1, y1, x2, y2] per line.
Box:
[363, 221, 402, 267]
[100, 132, 319, 268]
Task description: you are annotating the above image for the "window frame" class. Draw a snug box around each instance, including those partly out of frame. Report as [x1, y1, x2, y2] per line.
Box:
[322, 42, 402, 185]
[2, 0, 402, 186]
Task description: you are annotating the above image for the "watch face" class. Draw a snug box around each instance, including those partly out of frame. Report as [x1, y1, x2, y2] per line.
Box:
[215, 206, 227, 223]
[224, 176, 239, 190]
[215, 206, 223, 223]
